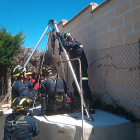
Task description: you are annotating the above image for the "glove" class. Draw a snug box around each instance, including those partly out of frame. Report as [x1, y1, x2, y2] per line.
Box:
[56, 32, 61, 37]
[34, 83, 40, 90]
[59, 42, 63, 52]
[39, 70, 42, 75]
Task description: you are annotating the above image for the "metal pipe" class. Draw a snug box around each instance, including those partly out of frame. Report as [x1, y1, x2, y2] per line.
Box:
[56, 40, 66, 80]
[0, 26, 49, 109]
[24, 26, 49, 68]
[2, 77, 3, 102]
[54, 23, 93, 122]
[41, 32, 51, 70]
[66, 55, 68, 84]
[56, 58, 84, 140]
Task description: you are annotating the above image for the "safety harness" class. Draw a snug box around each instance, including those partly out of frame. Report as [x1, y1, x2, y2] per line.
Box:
[68, 45, 83, 52]
[11, 114, 25, 140]
[47, 74, 67, 111]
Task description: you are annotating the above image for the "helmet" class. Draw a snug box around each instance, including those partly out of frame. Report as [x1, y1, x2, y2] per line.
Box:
[42, 65, 52, 73]
[62, 32, 71, 41]
[12, 65, 26, 78]
[26, 68, 32, 75]
[11, 96, 32, 113]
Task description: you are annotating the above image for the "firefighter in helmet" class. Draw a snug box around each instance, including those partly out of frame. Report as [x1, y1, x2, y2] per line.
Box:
[11, 65, 38, 101]
[56, 32, 95, 114]
[3, 96, 40, 140]
[40, 65, 72, 114]
[26, 68, 40, 91]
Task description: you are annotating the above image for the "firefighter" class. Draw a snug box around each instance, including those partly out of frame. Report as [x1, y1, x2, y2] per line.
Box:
[56, 32, 95, 113]
[11, 65, 38, 101]
[3, 96, 40, 140]
[26, 68, 40, 91]
[40, 65, 72, 114]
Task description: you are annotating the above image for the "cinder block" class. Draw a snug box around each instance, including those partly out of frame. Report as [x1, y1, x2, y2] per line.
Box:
[126, 79, 140, 90]
[81, 18, 88, 27]
[125, 7, 140, 24]
[125, 31, 140, 44]
[66, 27, 74, 34]
[107, 68, 117, 78]
[77, 28, 84, 37]
[103, 31, 115, 42]
[134, 19, 140, 31]
[74, 22, 81, 32]
[134, 43, 139, 55]
[93, 35, 103, 45]
[88, 29, 97, 39]
[132, 0, 140, 8]
[118, 90, 136, 102]
[105, 89, 119, 99]
[109, 16, 123, 29]
[109, 0, 124, 10]
[110, 37, 123, 47]
[112, 58, 125, 68]
[84, 39, 92, 48]
[59, 28, 65, 33]
[93, 17, 102, 28]
[84, 23, 92, 33]
[86, 45, 97, 51]
[104, 49, 116, 59]
[117, 69, 134, 78]
[71, 32, 77, 38]
[88, 13, 97, 23]
[117, 46, 133, 57]
[76, 13, 83, 22]
[109, 79, 125, 89]
[98, 42, 108, 50]
[125, 56, 139, 68]
[65, 19, 77, 30]
[103, 11, 115, 23]
[97, 3, 108, 17]
[80, 33, 88, 42]
[116, 23, 132, 38]
[98, 23, 108, 35]
[136, 92, 140, 102]
[134, 69, 140, 79]
[116, 1, 131, 17]
[83, 6, 93, 18]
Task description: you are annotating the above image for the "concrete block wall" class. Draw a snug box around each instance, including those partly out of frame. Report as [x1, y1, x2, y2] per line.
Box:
[57, 0, 140, 50]
[54, 0, 140, 118]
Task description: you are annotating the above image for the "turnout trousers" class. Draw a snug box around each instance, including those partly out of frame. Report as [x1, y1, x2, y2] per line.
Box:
[72, 66, 92, 101]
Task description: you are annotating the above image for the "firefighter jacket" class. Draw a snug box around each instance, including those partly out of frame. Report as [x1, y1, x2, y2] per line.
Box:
[40, 74, 72, 98]
[12, 79, 37, 101]
[3, 113, 40, 140]
[40, 74, 72, 111]
[59, 35, 88, 70]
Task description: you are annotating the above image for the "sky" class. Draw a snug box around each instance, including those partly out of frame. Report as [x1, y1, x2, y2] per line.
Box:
[0, 0, 104, 50]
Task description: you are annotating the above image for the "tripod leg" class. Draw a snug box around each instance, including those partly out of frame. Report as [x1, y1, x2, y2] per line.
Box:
[53, 22, 93, 121]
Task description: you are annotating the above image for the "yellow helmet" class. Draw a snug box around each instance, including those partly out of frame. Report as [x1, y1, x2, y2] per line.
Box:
[12, 65, 26, 78]
[26, 68, 32, 75]
[11, 96, 32, 113]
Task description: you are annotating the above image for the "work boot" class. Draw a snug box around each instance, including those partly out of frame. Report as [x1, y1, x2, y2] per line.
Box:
[84, 99, 95, 115]
[89, 100, 95, 114]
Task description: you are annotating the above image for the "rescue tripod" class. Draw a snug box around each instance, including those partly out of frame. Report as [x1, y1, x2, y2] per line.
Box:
[0, 19, 93, 122]
[48, 19, 94, 122]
